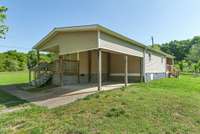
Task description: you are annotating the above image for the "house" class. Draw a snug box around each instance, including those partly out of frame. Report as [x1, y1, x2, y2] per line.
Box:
[32, 24, 175, 90]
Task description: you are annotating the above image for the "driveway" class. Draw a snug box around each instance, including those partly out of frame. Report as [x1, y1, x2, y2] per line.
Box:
[0, 83, 126, 109]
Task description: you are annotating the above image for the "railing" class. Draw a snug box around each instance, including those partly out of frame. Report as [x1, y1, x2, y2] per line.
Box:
[166, 64, 173, 72]
[46, 59, 80, 75]
[62, 59, 80, 75]
[48, 60, 59, 73]
[166, 64, 180, 78]
[29, 58, 80, 85]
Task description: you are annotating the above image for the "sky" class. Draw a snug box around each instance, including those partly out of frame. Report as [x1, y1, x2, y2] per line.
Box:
[0, 0, 200, 52]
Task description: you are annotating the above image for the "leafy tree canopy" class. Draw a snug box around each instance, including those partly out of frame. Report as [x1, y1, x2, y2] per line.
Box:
[0, 50, 55, 72]
[0, 5, 8, 39]
[150, 36, 200, 72]
[150, 36, 200, 62]
[187, 43, 200, 63]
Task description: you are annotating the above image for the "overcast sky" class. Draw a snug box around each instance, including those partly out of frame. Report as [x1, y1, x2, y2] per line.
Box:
[0, 0, 200, 52]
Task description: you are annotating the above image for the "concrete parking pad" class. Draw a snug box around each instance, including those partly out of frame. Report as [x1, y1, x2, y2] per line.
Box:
[1, 83, 127, 109]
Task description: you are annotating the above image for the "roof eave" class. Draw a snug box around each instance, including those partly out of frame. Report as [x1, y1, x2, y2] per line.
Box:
[32, 24, 99, 50]
[96, 25, 146, 49]
[32, 28, 57, 50]
[33, 24, 174, 59]
[147, 47, 175, 59]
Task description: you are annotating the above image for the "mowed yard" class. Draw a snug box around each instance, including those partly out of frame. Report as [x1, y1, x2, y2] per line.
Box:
[0, 71, 30, 85]
[0, 73, 200, 134]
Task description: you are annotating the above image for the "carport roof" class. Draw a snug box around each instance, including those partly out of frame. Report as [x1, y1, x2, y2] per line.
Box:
[33, 24, 174, 59]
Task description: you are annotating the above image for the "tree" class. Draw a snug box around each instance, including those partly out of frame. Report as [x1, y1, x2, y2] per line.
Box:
[187, 42, 200, 63]
[4, 59, 19, 71]
[0, 5, 8, 39]
[160, 36, 200, 66]
[177, 60, 188, 72]
[192, 63, 199, 73]
[161, 39, 192, 62]
[151, 44, 161, 50]
[0, 53, 6, 71]
[27, 50, 37, 69]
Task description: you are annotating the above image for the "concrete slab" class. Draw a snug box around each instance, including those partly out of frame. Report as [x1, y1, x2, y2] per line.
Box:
[1, 83, 128, 109]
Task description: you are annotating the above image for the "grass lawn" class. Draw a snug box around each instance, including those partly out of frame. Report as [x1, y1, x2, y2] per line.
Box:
[1, 75, 200, 133]
[0, 71, 29, 85]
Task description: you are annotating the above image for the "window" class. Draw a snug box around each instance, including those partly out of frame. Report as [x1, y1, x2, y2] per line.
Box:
[148, 53, 151, 61]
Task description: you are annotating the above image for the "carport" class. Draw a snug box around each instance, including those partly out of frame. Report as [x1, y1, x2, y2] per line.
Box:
[32, 24, 145, 90]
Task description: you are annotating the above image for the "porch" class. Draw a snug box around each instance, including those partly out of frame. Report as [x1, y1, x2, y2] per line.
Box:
[31, 26, 146, 90]
[31, 49, 144, 90]
[166, 57, 179, 78]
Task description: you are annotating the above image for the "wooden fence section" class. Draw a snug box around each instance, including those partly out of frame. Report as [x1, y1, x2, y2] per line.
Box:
[47, 59, 80, 75]
[29, 54, 80, 86]
[48, 60, 60, 73]
[62, 60, 80, 75]
[59, 59, 80, 86]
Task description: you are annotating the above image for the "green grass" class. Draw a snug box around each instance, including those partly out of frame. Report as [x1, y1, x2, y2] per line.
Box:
[0, 71, 29, 85]
[1, 75, 200, 133]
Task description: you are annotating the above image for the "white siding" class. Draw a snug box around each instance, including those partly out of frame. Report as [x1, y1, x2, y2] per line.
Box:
[99, 32, 143, 57]
[145, 51, 166, 73]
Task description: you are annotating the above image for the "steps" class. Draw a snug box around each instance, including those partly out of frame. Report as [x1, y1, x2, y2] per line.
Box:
[31, 73, 52, 87]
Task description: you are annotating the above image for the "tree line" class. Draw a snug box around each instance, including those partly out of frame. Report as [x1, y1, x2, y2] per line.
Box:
[152, 36, 200, 73]
[0, 4, 200, 73]
[0, 50, 55, 72]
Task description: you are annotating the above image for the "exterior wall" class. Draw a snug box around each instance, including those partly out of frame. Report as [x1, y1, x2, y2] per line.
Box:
[110, 53, 141, 82]
[89, 51, 108, 83]
[42, 30, 169, 84]
[79, 51, 108, 83]
[79, 52, 89, 83]
[145, 73, 166, 81]
[99, 32, 143, 57]
[36, 26, 173, 85]
[145, 51, 166, 73]
[110, 53, 141, 74]
[40, 31, 98, 55]
[52, 50, 109, 85]
[52, 74, 78, 85]
[144, 51, 167, 81]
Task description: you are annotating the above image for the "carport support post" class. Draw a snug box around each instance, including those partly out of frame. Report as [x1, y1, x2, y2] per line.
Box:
[36, 49, 40, 79]
[124, 55, 128, 87]
[29, 69, 31, 84]
[88, 51, 92, 82]
[98, 49, 102, 91]
[36, 49, 40, 65]
[59, 55, 64, 87]
[140, 57, 144, 82]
